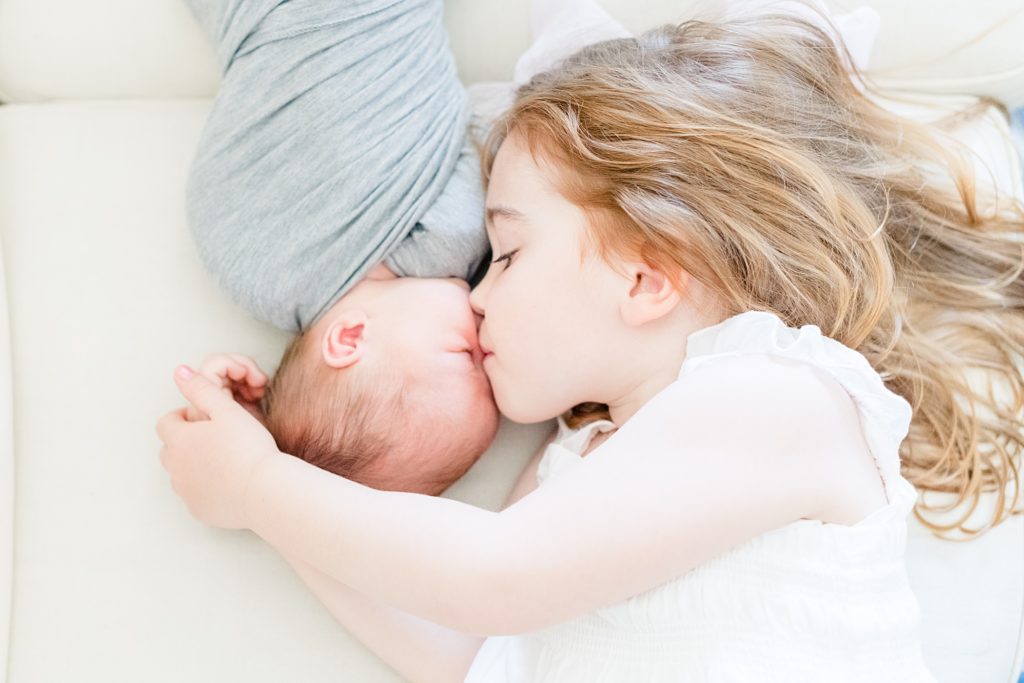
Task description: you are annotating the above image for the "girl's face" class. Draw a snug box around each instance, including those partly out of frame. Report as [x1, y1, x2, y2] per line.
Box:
[469, 132, 633, 424]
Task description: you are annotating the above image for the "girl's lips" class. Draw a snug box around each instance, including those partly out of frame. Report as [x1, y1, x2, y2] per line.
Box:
[470, 345, 486, 365]
[477, 335, 494, 362]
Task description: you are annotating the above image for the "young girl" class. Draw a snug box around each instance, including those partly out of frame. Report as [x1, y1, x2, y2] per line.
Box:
[156, 8, 1023, 683]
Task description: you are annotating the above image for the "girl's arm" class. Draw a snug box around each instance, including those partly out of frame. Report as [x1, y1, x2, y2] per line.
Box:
[262, 430, 558, 683]
[159, 354, 850, 633]
[239, 353, 848, 635]
[277, 549, 484, 683]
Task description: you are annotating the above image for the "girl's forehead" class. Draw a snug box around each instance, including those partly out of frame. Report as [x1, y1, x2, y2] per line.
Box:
[493, 129, 563, 180]
[483, 205, 525, 246]
[490, 145, 574, 212]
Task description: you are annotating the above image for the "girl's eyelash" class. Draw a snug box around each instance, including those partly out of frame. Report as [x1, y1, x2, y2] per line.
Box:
[491, 249, 519, 267]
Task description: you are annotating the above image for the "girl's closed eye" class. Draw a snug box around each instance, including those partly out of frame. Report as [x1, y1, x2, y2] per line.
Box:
[491, 249, 519, 269]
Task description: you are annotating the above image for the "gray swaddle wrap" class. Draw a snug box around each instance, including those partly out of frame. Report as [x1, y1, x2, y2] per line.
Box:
[185, 0, 490, 332]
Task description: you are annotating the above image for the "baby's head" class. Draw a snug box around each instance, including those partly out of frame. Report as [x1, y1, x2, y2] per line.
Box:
[259, 267, 499, 495]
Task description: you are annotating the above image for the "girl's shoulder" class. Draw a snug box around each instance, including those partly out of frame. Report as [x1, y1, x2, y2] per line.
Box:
[679, 311, 913, 445]
[681, 310, 881, 374]
[542, 311, 919, 524]
[676, 310, 918, 520]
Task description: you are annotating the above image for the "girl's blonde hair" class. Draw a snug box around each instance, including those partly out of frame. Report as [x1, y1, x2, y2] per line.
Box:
[480, 7, 1024, 539]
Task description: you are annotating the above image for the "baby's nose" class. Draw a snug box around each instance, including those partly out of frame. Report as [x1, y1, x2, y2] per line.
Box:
[447, 277, 470, 292]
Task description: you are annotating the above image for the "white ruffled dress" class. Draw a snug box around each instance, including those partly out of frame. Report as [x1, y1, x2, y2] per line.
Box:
[464, 310, 936, 683]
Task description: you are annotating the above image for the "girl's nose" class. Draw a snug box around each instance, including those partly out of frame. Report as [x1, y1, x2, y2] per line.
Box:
[469, 284, 486, 316]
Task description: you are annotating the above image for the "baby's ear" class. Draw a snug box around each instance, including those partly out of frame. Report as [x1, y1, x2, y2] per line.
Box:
[321, 310, 369, 369]
[619, 262, 684, 327]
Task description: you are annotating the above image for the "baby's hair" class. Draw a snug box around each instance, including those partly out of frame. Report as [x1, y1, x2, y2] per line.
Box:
[260, 329, 487, 496]
[480, 5, 1024, 539]
[260, 330, 405, 487]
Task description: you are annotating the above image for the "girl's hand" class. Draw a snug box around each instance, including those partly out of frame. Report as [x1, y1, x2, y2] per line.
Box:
[185, 353, 268, 423]
[157, 366, 281, 530]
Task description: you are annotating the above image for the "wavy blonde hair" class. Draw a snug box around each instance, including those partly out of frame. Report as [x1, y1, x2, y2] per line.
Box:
[480, 7, 1024, 539]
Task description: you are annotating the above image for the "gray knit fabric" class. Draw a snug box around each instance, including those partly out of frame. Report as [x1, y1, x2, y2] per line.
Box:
[184, 0, 489, 332]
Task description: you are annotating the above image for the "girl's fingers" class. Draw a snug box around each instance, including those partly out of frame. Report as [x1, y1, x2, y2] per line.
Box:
[190, 355, 267, 411]
[220, 355, 268, 389]
[173, 367, 243, 421]
[198, 354, 268, 391]
[156, 406, 190, 443]
[237, 384, 262, 403]
[184, 356, 266, 415]
[185, 403, 206, 422]
[228, 353, 268, 385]
[226, 364, 248, 382]
[227, 371, 266, 398]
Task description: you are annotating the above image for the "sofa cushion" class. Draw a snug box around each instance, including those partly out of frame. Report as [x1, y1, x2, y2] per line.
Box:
[1, 0, 1024, 105]
[0, 99, 552, 681]
[0, 186, 12, 682]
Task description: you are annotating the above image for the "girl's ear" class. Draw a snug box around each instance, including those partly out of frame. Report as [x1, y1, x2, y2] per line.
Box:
[619, 262, 684, 327]
[321, 310, 370, 369]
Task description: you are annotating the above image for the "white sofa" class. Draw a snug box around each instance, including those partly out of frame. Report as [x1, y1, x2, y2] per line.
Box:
[0, 1, 1022, 681]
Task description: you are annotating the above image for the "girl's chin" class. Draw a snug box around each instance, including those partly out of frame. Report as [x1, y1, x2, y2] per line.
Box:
[492, 391, 557, 426]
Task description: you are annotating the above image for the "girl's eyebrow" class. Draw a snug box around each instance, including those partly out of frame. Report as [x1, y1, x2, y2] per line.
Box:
[485, 205, 528, 227]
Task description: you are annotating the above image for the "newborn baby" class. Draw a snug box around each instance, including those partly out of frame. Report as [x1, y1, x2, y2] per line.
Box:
[258, 263, 497, 495]
[183, 0, 500, 494]
[188, 261, 497, 496]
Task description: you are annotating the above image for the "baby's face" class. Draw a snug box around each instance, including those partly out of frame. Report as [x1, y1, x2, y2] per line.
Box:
[332, 274, 500, 481]
[369, 275, 494, 391]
